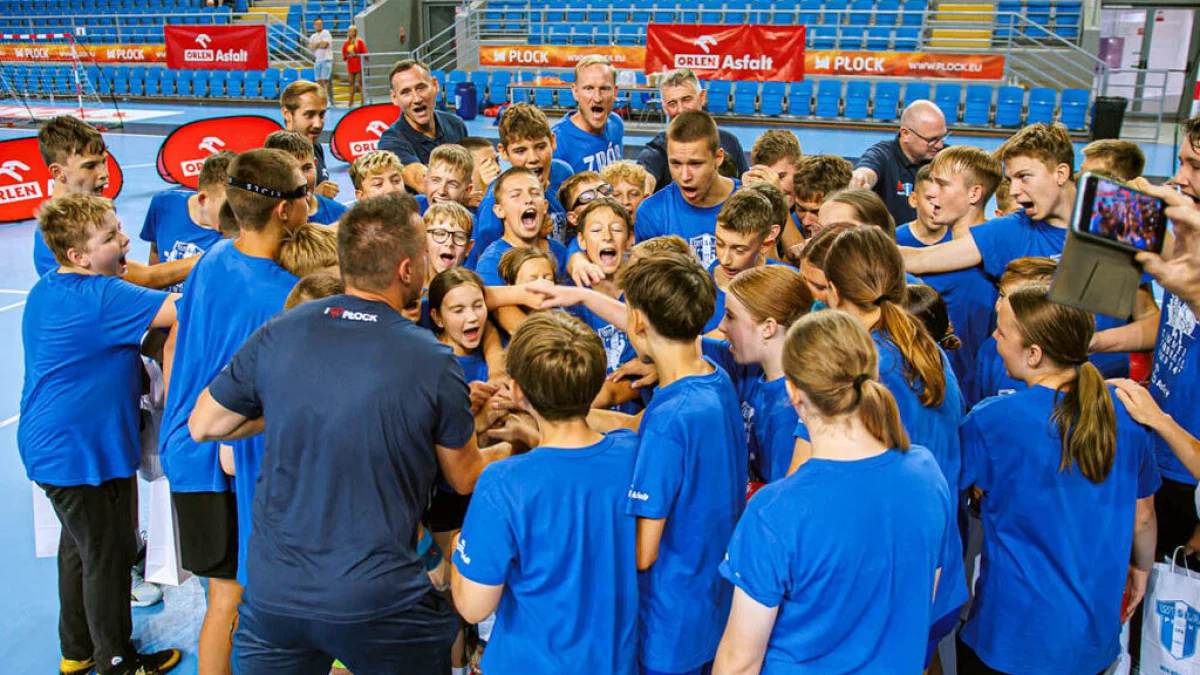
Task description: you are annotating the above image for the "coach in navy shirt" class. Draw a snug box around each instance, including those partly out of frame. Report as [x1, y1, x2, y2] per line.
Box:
[851, 100, 947, 225]
[378, 59, 469, 193]
[189, 193, 507, 674]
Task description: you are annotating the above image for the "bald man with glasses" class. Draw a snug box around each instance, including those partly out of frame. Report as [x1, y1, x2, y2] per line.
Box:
[850, 100, 949, 225]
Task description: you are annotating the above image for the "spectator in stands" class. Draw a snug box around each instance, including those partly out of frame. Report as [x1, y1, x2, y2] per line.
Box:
[378, 59, 468, 193]
[636, 68, 749, 194]
[307, 19, 334, 104]
[280, 81, 339, 199]
[1080, 139, 1146, 182]
[552, 56, 624, 175]
[850, 100, 947, 225]
[341, 26, 367, 108]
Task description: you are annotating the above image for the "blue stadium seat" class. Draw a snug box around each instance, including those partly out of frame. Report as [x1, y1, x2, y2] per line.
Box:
[840, 26, 866, 49]
[300, 67, 315, 82]
[533, 86, 555, 108]
[263, 69, 281, 98]
[209, 70, 227, 97]
[560, 86, 576, 109]
[723, 3, 746, 23]
[447, 70, 468, 86]
[651, 3, 675, 23]
[565, 0, 586, 22]
[706, 80, 732, 114]
[280, 67, 299, 90]
[903, 81, 931, 105]
[798, 0, 822, 24]
[749, 0, 772, 23]
[934, 83, 961, 123]
[227, 71, 245, 97]
[847, 0, 873, 25]
[901, 0, 925, 25]
[894, 26, 919, 50]
[548, 23, 570, 45]
[176, 69, 194, 96]
[815, 80, 842, 118]
[193, 70, 211, 97]
[732, 82, 758, 115]
[760, 82, 785, 116]
[699, 0, 722, 23]
[679, 0, 700, 23]
[873, 81, 901, 121]
[470, 71, 489, 107]
[610, 0, 633, 23]
[1059, 88, 1089, 130]
[844, 81, 870, 119]
[244, 70, 263, 98]
[875, 0, 901, 25]
[156, 69, 175, 96]
[1027, 87, 1056, 124]
[631, 6, 651, 23]
[488, 70, 511, 105]
[962, 84, 993, 125]
[616, 24, 642, 46]
[867, 27, 892, 49]
[788, 80, 813, 116]
[811, 26, 837, 49]
[994, 85, 1024, 126]
[129, 66, 146, 96]
[113, 66, 131, 96]
[570, 24, 594, 45]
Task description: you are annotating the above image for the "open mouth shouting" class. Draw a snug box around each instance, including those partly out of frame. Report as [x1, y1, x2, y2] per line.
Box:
[598, 245, 619, 268]
[519, 207, 539, 232]
[461, 324, 482, 345]
[93, 182, 108, 196]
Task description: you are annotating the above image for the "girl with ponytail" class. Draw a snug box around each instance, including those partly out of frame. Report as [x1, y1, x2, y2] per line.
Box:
[821, 225, 967, 666]
[704, 265, 813, 483]
[714, 310, 957, 674]
[957, 283, 1159, 675]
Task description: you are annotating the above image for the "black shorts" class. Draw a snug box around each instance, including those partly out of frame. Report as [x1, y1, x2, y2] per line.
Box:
[426, 488, 472, 534]
[172, 491, 239, 580]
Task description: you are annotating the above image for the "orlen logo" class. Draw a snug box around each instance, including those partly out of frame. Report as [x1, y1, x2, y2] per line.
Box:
[324, 306, 379, 322]
[0, 160, 43, 206]
[182, 136, 226, 177]
[184, 33, 214, 61]
[349, 121, 389, 156]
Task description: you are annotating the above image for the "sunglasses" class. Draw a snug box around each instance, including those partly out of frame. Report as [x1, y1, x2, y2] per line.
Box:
[427, 227, 470, 246]
[571, 183, 614, 211]
[227, 176, 309, 200]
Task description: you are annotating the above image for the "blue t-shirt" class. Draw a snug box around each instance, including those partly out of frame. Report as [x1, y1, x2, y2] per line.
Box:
[453, 430, 640, 675]
[896, 225, 997, 387]
[968, 211, 1065, 280]
[457, 351, 489, 384]
[19, 273, 168, 486]
[704, 258, 796, 334]
[416, 194, 478, 219]
[720, 446, 956, 674]
[468, 159, 573, 267]
[158, 239, 298, 493]
[551, 112, 624, 174]
[635, 180, 740, 271]
[627, 360, 748, 672]
[1149, 292, 1200, 484]
[959, 385, 1161, 674]
[474, 239, 569, 287]
[208, 294, 475, 621]
[312, 194, 348, 225]
[964, 336, 1026, 408]
[567, 303, 640, 414]
[139, 190, 223, 293]
[33, 227, 59, 275]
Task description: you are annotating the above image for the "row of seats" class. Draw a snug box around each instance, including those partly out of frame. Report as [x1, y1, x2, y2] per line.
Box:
[486, 0, 927, 29]
[532, 23, 922, 50]
[4, 64, 307, 100]
[0, 0, 207, 13]
[291, 0, 368, 34]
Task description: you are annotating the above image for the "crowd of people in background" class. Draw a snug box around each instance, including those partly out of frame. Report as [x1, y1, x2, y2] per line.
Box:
[16, 52, 1200, 675]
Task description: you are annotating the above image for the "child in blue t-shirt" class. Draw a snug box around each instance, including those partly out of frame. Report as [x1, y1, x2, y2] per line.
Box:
[140, 152, 233, 292]
[474, 168, 569, 300]
[451, 311, 640, 675]
[635, 111, 739, 271]
[959, 283, 1159, 675]
[263, 130, 348, 225]
[471, 103, 573, 264]
[704, 187, 791, 335]
[551, 56, 624, 173]
[715, 309, 957, 674]
[20, 194, 183, 674]
[416, 144, 478, 217]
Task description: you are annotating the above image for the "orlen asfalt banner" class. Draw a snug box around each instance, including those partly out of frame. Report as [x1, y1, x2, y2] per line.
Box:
[645, 24, 806, 82]
[156, 116, 282, 189]
[805, 50, 1006, 80]
[164, 25, 268, 70]
[0, 136, 124, 224]
[329, 103, 400, 163]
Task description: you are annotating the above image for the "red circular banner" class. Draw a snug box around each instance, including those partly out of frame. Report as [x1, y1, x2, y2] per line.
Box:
[156, 115, 283, 189]
[0, 136, 124, 224]
[329, 103, 400, 164]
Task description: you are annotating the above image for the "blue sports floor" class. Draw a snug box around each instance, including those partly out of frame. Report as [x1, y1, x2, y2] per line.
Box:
[0, 100, 1184, 673]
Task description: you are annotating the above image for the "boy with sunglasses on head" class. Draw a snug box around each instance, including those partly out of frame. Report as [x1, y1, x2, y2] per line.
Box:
[262, 130, 347, 226]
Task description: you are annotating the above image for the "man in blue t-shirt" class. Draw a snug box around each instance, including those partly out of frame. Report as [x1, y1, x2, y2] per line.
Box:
[188, 193, 508, 674]
[21, 195, 183, 675]
[551, 55, 624, 174]
[452, 311, 639, 675]
[378, 59, 469, 193]
[850, 100, 948, 225]
[635, 111, 739, 270]
[140, 152, 233, 293]
[280, 79, 339, 200]
[263, 130, 348, 225]
[159, 149, 307, 675]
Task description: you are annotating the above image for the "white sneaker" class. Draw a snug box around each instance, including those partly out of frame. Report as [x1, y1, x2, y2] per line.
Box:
[131, 564, 163, 608]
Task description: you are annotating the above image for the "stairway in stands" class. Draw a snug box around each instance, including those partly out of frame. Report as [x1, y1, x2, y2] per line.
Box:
[927, 0, 995, 50]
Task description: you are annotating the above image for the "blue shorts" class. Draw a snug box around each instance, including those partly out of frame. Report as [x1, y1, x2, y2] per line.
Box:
[314, 60, 333, 81]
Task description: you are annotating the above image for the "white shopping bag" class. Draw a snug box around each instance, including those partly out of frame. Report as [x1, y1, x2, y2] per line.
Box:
[138, 357, 166, 483]
[1140, 547, 1200, 675]
[144, 476, 191, 586]
[31, 482, 61, 558]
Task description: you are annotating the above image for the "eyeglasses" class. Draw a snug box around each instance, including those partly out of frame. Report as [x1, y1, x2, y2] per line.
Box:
[571, 183, 614, 211]
[904, 127, 951, 147]
[427, 228, 469, 246]
[227, 176, 309, 200]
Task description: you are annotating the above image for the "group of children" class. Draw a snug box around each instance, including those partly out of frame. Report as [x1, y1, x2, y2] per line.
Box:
[16, 58, 1200, 675]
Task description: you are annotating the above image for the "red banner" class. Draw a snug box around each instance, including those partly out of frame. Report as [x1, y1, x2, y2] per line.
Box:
[805, 50, 1005, 80]
[164, 25, 268, 70]
[0, 42, 166, 64]
[329, 103, 400, 163]
[0, 136, 123, 224]
[156, 116, 282, 189]
[645, 24, 806, 82]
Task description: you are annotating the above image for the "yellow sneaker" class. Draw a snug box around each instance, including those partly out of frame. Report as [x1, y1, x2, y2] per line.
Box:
[59, 657, 95, 675]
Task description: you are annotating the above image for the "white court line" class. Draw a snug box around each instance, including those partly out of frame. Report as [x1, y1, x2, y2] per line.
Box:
[0, 300, 27, 313]
[0, 414, 18, 429]
[0, 289, 30, 294]
[125, 162, 157, 169]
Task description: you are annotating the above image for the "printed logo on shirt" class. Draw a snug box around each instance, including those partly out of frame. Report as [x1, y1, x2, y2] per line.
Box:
[455, 537, 471, 565]
[324, 306, 379, 322]
[1155, 600, 1200, 660]
[739, 401, 755, 445]
[689, 233, 717, 270]
[582, 145, 622, 172]
[1151, 294, 1197, 399]
[628, 489, 650, 502]
[598, 324, 627, 372]
[895, 181, 913, 198]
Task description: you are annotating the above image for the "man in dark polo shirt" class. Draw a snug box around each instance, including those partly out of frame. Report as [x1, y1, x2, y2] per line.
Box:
[188, 193, 508, 674]
[850, 100, 947, 225]
[636, 68, 749, 193]
[378, 59, 469, 192]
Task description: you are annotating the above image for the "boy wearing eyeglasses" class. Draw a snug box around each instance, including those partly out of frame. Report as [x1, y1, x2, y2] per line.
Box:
[424, 201, 475, 284]
[417, 144, 477, 217]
